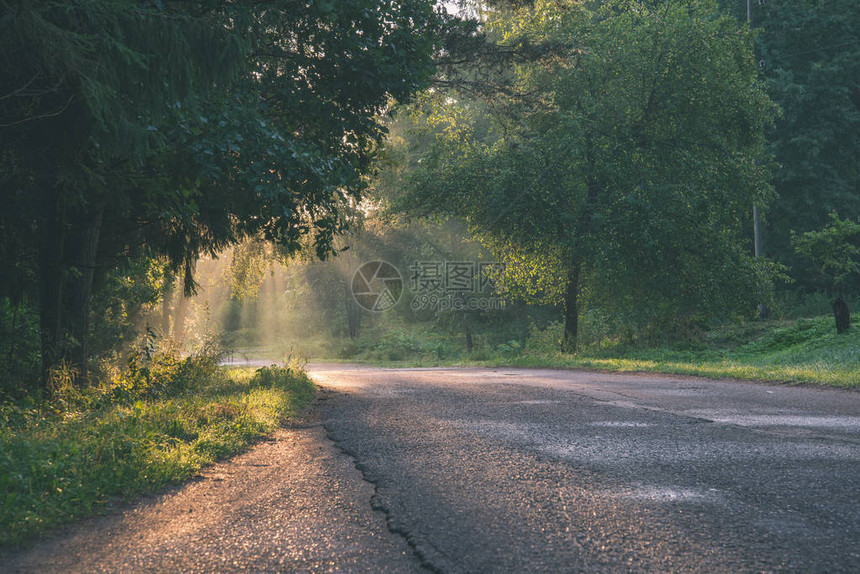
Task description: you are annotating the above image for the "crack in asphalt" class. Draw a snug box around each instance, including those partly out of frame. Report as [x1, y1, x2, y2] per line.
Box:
[322, 420, 442, 573]
[318, 389, 440, 573]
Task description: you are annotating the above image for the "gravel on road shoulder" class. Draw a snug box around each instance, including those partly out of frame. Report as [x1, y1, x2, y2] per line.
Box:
[1, 410, 420, 573]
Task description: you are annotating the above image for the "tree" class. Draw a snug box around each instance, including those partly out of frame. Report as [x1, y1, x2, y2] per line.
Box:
[753, 0, 860, 287]
[0, 0, 444, 386]
[1, 0, 246, 381]
[402, 0, 776, 349]
[792, 214, 860, 333]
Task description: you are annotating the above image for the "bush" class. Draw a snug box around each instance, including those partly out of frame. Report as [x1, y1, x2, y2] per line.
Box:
[249, 360, 314, 392]
[0, 299, 41, 400]
[366, 329, 460, 361]
[495, 339, 522, 357]
[525, 321, 564, 354]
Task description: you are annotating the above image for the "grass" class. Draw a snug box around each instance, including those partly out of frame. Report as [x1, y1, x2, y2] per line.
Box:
[0, 359, 315, 546]
[315, 316, 860, 389]
[463, 316, 857, 388]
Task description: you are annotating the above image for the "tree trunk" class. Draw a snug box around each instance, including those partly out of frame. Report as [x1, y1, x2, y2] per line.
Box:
[562, 264, 581, 353]
[465, 322, 473, 354]
[345, 283, 361, 339]
[174, 292, 189, 344]
[833, 295, 851, 334]
[162, 278, 174, 337]
[62, 206, 104, 383]
[559, 139, 598, 354]
[38, 202, 65, 389]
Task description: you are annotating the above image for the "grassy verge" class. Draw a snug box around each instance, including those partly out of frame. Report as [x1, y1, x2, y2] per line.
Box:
[500, 317, 859, 388]
[316, 316, 860, 389]
[0, 360, 315, 546]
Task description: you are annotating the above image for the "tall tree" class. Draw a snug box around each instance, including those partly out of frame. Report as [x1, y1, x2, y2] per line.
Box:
[0, 0, 443, 385]
[754, 0, 860, 288]
[1, 0, 245, 380]
[402, 0, 776, 349]
[793, 214, 860, 333]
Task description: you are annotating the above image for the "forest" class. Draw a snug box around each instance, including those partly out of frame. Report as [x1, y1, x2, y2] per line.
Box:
[1, 0, 859, 399]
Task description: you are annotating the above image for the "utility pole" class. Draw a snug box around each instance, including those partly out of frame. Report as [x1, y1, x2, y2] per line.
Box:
[749, 0, 769, 319]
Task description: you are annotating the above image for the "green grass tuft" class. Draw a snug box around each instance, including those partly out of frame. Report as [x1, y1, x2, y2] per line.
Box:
[0, 362, 315, 546]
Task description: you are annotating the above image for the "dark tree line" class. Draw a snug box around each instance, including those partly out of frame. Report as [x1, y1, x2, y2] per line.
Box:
[0, 0, 450, 388]
[751, 0, 860, 330]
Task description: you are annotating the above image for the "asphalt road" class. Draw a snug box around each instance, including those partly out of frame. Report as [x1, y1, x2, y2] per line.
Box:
[4, 365, 859, 572]
[313, 365, 860, 573]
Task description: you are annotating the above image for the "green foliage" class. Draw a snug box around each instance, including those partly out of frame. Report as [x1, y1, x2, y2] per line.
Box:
[739, 317, 833, 354]
[88, 257, 170, 364]
[225, 238, 273, 303]
[792, 213, 860, 294]
[0, 0, 447, 387]
[495, 339, 522, 358]
[514, 316, 860, 387]
[0, 299, 41, 398]
[249, 362, 314, 395]
[314, 314, 543, 363]
[525, 311, 627, 353]
[115, 348, 220, 404]
[776, 291, 855, 320]
[402, 0, 777, 340]
[753, 0, 860, 282]
[0, 360, 315, 545]
[1, 0, 443, 258]
[328, 327, 462, 362]
[480, 240, 566, 305]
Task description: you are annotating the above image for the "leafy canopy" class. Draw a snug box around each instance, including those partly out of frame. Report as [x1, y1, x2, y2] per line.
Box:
[0, 0, 447, 379]
[793, 214, 860, 295]
[754, 0, 860, 281]
[400, 0, 776, 334]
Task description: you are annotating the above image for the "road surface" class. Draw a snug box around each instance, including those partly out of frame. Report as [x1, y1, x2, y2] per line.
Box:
[4, 365, 859, 572]
[312, 365, 860, 572]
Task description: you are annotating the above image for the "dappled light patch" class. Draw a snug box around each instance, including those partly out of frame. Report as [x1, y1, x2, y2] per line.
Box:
[0, 359, 315, 545]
